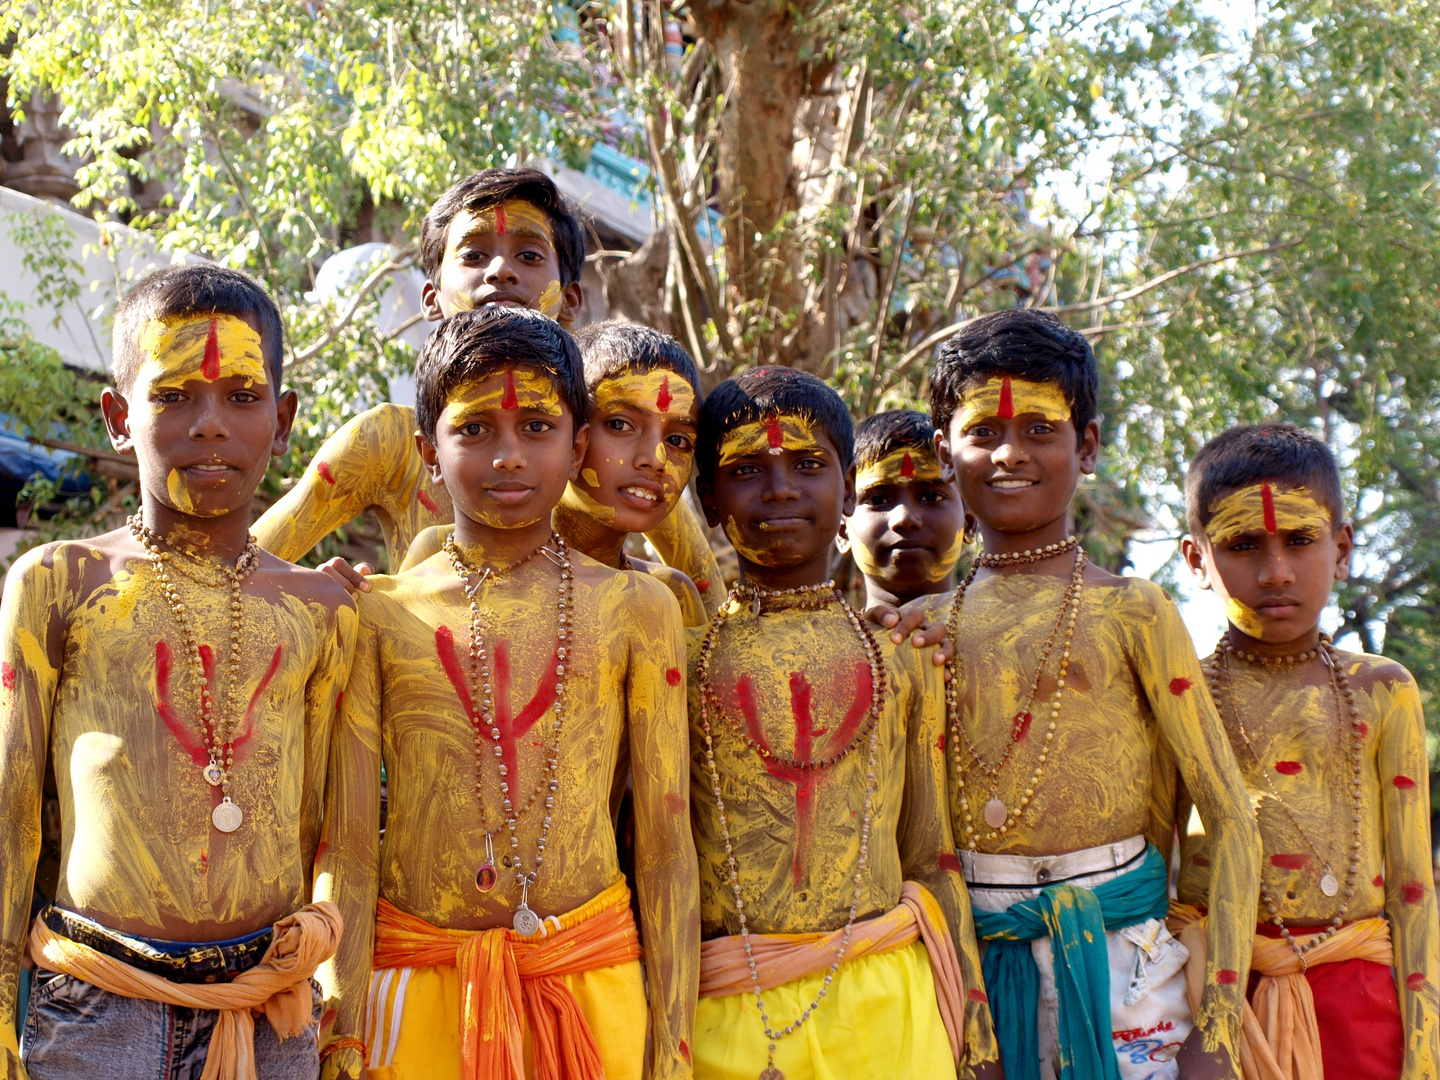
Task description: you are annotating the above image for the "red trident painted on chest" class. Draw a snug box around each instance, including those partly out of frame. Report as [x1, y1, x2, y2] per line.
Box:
[1261, 481, 1277, 534]
[155, 640, 281, 765]
[656, 375, 673, 413]
[202, 319, 221, 380]
[732, 663, 873, 885]
[435, 627, 560, 791]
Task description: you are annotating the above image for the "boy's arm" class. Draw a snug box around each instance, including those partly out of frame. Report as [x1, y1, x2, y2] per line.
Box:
[625, 579, 700, 1078]
[1373, 668, 1440, 1078]
[895, 650, 1000, 1076]
[643, 496, 724, 616]
[1134, 588, 1259, 1075]
[314, 604, 383, 1080]
[0, 547, 64, 1078]
[399, 523, 450, 573]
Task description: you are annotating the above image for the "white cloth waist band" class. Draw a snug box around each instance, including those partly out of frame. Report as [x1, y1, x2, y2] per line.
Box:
[958, 834, 1148, 888]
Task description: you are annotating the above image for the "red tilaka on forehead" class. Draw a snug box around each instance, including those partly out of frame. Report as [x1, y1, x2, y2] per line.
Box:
[202, 319, 221, 381]
[1262, 481, 1277, 534]
[494, 204, 507, 235]
[901, 451, 915, 479]
[656, 375, 673, 413]
[766, 418, 784, 450]
[997, 376, 1015, 419]
[501, 369, 519, 410]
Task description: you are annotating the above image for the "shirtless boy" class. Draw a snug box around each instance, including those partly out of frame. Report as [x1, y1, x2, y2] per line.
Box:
[0, 265, 356, 1079]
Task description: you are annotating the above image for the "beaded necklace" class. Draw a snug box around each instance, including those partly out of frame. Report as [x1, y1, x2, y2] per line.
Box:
[946, 540, 1086, 843]
[443, 532, 574, 937]
[1206, 632, 1365, 968]
[129, 510, 260, 834]
[696, 580, 887, 1080]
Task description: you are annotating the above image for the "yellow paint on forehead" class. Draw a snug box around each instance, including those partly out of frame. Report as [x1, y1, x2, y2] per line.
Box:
[719, 415, 823, 466]
[594, 371, 697, 419]
[136, 314, 268, 390]
[1205, 483, 1333, 546]
[856, 447, 944, 494]
[1224, 596, 1267, 639]
[448, 201, 556, 253]
[956, 375, 1070, 431]
[443, 368, 564, 423]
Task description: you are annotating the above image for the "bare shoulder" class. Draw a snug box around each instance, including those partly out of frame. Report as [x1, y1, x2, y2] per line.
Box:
[1334, 648, 1416, 697]
[632, 557, 704, 620]
[254, 551, 356, 617]
[6, 529, 128, 601]
[571, 551, 682, 635]
[901, 589, 954, 623]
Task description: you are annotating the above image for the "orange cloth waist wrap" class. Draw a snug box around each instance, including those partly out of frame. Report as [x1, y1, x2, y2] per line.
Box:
[27, 902, 342, 1080]
[371, 879, 641, 1080]
[1168, 901, 1393, 1080]
[697, 881, 966, 1066]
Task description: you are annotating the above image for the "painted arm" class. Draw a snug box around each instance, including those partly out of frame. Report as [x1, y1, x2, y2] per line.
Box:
[314, 603, 383, 1080]
[643, 496, 724, 616]
[1374, 670, 1440, 1079]
[895, 649, 1000, 1074]
[625, 578, 700, 1078]
[399, 523, 449, 572]
[0, 546, 64, 1080]
[1134, 588, 1258, 1075]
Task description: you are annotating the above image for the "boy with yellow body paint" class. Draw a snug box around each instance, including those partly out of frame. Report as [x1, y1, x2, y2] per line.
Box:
[1175, 423, 1439, 1080]
[688, 367, 1000, 1080]
[913, 309, 1260, 1080]
[0, 265, 357, 1079]
[404, 321, 709, 625]
[319, 307, 699, 1080]
[838, 409, 967, 609]
[251, 168, 723, 605]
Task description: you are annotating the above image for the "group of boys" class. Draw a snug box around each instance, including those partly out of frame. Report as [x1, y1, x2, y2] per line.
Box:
[0, 165, 1434, 1080]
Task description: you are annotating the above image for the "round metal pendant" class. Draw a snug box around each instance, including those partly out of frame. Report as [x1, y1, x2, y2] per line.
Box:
[475, 863, 498, 893]
[1320, 872, 1340, 897]
[203, 762, 224, 787]
[983, 798, 1009, 830]
[512, 905, 541, 937]
[211, 799, 243, 834]
[760, 1067, 785, 1080]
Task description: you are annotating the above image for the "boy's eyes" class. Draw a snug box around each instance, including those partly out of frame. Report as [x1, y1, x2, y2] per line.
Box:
[920, 489, 948, 504]
[460, 421, 487, 437]
[604, 416, 635, 433]
[666, 433, 695, 451]
[522, 419, 554, 433]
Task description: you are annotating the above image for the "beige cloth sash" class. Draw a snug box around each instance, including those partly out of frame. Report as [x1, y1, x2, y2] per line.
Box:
[28, 902, 343, 1080]
[1168, 903, 1392, 1080]
[699, 881, 966, 1066]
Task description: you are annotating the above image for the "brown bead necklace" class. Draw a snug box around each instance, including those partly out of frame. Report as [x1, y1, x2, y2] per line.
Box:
[946, 542, 1087, 843]
[444, 532, 573, 937]
[696, 580, 887, 1080]
[129, 510, 260, 834]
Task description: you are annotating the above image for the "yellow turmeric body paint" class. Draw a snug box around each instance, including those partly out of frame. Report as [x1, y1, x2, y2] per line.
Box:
[718, 415, 825, 467]
[443, 368, 564, 424]
[856, 447, 945, 493]
[1204, 483, 1332, 546]
[136, 314, 268, 390]
[955, 375, 1071, 432]
[1224, 596, 1267, 639]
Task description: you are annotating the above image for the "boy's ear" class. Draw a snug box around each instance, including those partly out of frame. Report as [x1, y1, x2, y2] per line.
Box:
[836, 517, 852, 555]
[1333, 521, 1356, 583]
[557, 282, 585, 328]
[420, 280, 444, 322]
[567, 420, 591, 482]
[842, 463, 857, 517]
[1078, 418, 1101, 475]
[415, 431, 444, 486]
[271, 389, 299, 457]
[1180, 534, 1213, 591]
[934, 429, 955, 477]
[101, 387, 135, 455]
[697, 475, 721, 529]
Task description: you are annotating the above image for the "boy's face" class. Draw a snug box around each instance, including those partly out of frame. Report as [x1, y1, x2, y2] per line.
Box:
[1183, 482, 1354, 645]
[102, 313, 296, 520]
[421, 200, 583, 326]
[941, 375, 1098, 539]
[561, 368, 699, 535]
[699, 411, 855, 581]
[839, 445, 964, 596]
[418, 366, 588, 532]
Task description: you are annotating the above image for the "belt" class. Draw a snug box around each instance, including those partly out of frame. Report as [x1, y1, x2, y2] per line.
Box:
[958, 834, 1148, 888]
[40, 905, 274, 985]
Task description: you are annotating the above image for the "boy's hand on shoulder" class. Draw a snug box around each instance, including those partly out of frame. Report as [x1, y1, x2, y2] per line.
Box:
[318, 557, 375, 594]
[1174, 1030, 1237, 1080]
[864, 601, 953, 671]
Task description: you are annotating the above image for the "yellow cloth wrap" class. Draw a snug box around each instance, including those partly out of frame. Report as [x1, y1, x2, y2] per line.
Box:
[1168, 902, 1394, 1080]
[367, 880, 644, 1080]
[26, 903, 342, 1080]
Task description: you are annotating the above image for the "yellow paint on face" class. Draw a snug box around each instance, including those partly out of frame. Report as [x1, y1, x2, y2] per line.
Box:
[719, 415, 823, 467]
[581, 468, 600, 488]
[1205, 483, 1333, 546]
[594, 371, 697, 419]
[928, 529, 966, 582]
[164, 468, 218, 519]
[955, 376, 1071, 432]
[446, 202, 556, 263]
[1224, 596, 1267, 638]
[443, 368, 564, 426]
[448, 291, 475, 312]
[136, 314, 268, 390]
[535, 280, 563, 318]
[856, 447, 945, 496]
[560, 480, 619, 524]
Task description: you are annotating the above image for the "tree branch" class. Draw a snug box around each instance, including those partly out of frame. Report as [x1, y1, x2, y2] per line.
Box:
[290, 248, 416, 368]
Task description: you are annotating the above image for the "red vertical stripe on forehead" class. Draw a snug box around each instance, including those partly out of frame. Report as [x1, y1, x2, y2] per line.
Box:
[494, 204, 507, 234]
[997, 376, 1014, 419]
[766, 418, 784, 450]
[1261, 481, 1277, 534]
[900, 451, 915, 479]
[202, 319, 221, 380]
[656, 375, 673, 412]
[501, 369, 518, 410]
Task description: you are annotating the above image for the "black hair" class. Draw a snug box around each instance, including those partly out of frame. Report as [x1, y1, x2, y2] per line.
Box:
[928, 309, 1098, 442]
[696, 366, 855, 482]
[419, 168, 586, 290]
[573, 320, 703, 401]
[413, 306, 588, 442]
[111, 264, 283, 392]
[1185, 422, 1346, 538]
[854, 409, 940, 473]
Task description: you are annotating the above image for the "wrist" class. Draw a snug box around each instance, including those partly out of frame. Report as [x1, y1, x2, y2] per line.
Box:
[319, 1038, 366, 1079]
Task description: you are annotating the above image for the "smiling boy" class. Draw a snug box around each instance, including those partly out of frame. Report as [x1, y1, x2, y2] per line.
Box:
[1174, 423, 1439, 1080]
[839, 409, 966, 609]
[913, 309, 1260, 1080]
[688, 367, 999, 1080]
[318, 306, 698, 1080]
[0, 265, 355, 1079]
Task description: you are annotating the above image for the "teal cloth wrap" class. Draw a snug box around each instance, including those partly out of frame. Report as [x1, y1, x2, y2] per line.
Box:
[973, 844, 1171, 1080]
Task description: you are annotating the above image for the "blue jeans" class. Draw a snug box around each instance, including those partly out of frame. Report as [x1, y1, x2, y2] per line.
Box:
[20, 970, 321, 1080]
